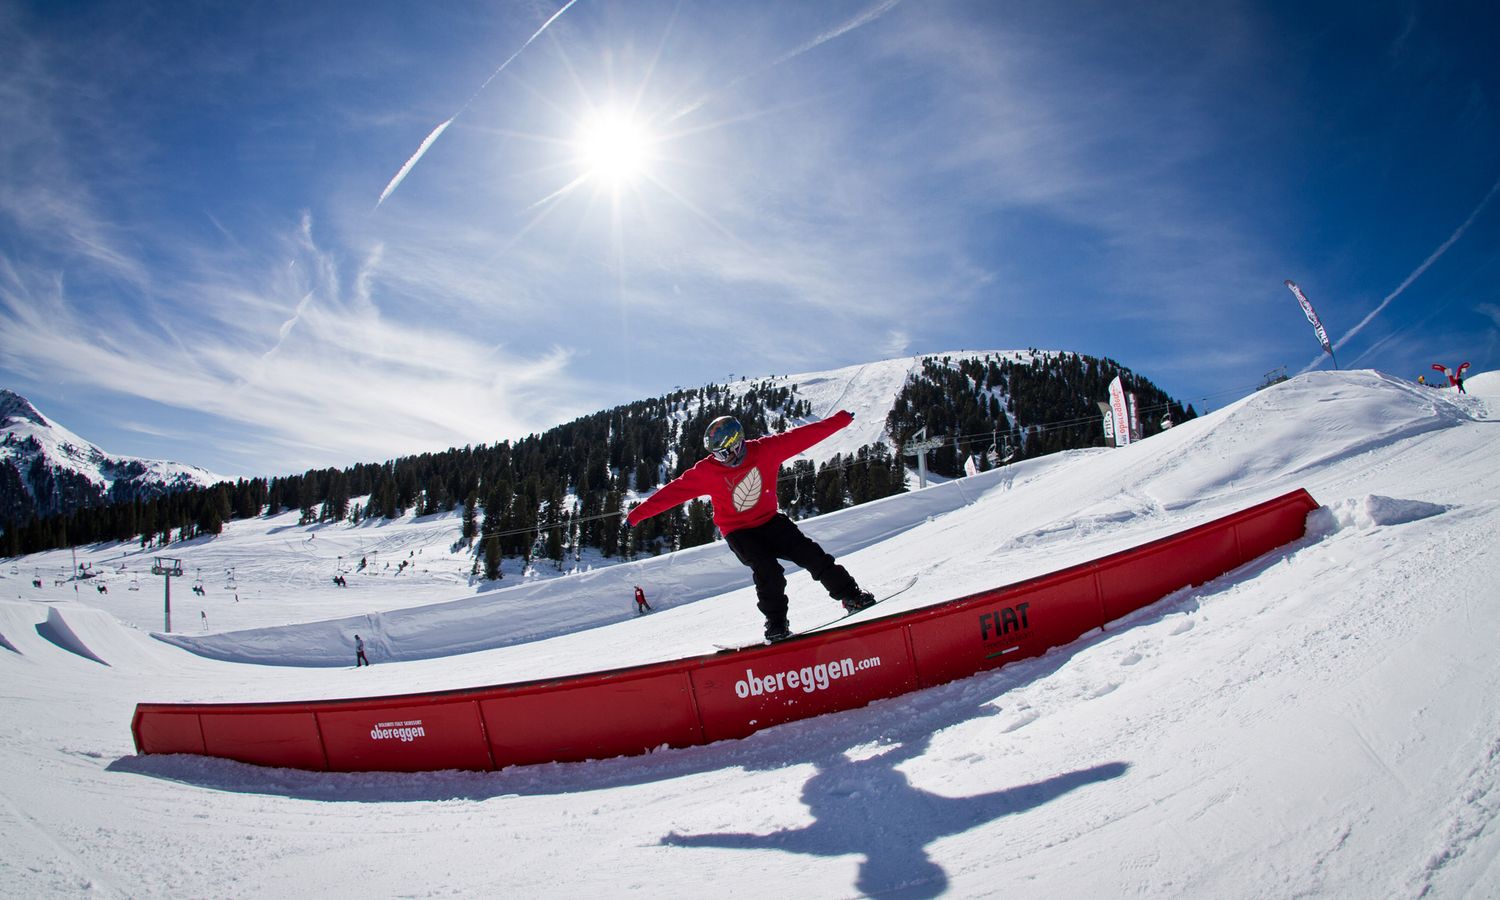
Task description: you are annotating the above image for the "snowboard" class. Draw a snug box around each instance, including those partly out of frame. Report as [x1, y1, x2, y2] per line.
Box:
[713, 576, 919, 653]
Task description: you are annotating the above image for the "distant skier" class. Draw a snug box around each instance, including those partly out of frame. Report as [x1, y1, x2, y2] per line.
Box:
[354, 634, 370, 667]
[634, 585, 652, 614]
[626, 411, 875, 643]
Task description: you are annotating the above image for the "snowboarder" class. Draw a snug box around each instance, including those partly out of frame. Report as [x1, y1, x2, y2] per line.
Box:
[354, 634, 370, 667]
[625, 411, 875, 643]
[634, 585, 652, 613]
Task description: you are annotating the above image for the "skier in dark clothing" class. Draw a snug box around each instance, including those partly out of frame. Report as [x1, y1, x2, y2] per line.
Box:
[354, 634, 370, 667]
[626, 411, 875, 642]
[634, 585, 652, 613]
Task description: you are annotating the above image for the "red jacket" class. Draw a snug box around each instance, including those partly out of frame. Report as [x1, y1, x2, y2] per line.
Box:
[626, 411, 854, 536]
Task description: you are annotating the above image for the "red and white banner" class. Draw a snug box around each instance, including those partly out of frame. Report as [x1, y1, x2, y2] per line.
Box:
[1108, 376, 1132, 447]
[1285, 279, 1333, 355]
[1431, 361, 1471, 389]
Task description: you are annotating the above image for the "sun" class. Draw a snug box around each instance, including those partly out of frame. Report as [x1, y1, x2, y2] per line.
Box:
[573, 108, 655, 186]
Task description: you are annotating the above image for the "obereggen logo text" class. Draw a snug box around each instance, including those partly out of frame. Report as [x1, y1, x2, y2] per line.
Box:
[734, 656, 880, 699]
[370, 719, 426, 742]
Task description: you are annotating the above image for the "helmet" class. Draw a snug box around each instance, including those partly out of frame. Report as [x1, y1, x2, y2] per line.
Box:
[703, 416, 746, 466]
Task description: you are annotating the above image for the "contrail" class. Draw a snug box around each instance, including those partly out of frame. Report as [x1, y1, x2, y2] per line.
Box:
[376, 118, 454, 207]
[768, 0, 902, 69]
[1297, 172, 1500, 374]
[375, 0, 585, 208]
[1334, 173, 1500, 351]
[669, 0, 903, 123]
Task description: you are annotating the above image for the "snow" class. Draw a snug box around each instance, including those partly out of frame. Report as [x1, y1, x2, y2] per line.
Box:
[2, 367, 1498, 897]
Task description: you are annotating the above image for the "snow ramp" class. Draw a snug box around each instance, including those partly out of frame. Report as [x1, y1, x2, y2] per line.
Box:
[132, 489, 1319, 772]
[0, 600, 45, 655]
[36, 606, 111, 665]
[33, 604, 168, 669]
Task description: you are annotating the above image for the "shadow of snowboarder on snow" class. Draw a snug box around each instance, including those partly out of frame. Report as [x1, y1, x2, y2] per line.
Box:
[662, 729, 1126, 898]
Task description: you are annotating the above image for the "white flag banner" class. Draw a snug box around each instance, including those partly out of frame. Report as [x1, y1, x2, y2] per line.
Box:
[1108, 376, 1132, 447]
[963, 455, 980, 477]
[1285, 279, 1333, 355]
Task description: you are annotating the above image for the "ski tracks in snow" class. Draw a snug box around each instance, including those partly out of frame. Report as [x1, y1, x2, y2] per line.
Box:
[0, 787, 122, 897]
[1405, 735, 1500, 896]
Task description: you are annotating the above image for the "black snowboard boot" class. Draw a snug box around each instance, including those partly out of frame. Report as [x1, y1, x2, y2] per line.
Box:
[764, 620, 793, 643]
[840, 589, 877, 613]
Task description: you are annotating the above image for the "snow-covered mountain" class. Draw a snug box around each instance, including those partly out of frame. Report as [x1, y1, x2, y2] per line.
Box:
[1, 368, 1497, 896]
[1, 389, 223, 524]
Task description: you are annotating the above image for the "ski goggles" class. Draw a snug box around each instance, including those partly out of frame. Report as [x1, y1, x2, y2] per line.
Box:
[708, 432, 744, 465]
[708, 433, 743, 462]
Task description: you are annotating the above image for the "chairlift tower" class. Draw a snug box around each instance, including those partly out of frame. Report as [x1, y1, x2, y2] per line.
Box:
[151, 557, 183, 632]
[901, 427, 947, 490]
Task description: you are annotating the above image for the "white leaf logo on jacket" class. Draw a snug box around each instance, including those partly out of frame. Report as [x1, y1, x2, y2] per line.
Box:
[730, 467, 763, 512]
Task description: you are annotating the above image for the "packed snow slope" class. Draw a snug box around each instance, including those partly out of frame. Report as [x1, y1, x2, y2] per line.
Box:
[2, 369, 1497, 898]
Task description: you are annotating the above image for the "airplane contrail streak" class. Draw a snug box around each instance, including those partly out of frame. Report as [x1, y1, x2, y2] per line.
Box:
[668, 0, 903, 123]
[375, 0, 585, 208]
[376, 118, 453, 207]
[1334, 173, 1500, 352]
[1297, 172, 1500, 374]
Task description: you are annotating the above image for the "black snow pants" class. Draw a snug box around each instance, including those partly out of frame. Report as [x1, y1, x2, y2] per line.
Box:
[724, 514, 860, 628]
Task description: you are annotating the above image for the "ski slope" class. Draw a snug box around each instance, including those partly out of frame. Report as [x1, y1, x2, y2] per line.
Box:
[1, 369, 1497, 897]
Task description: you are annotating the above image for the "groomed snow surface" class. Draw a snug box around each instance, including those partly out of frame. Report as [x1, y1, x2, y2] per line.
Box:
[2, 369, 1497, 898]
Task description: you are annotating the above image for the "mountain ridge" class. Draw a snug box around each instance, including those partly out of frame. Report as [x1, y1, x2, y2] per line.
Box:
[1, 389, 224, 527]
[2, 349, 1191, 559]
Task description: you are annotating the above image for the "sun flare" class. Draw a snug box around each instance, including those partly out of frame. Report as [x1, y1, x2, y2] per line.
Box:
[574, 109, 654, 186]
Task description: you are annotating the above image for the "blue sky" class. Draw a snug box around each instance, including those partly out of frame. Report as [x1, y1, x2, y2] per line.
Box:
[2, 0, 1497, 478]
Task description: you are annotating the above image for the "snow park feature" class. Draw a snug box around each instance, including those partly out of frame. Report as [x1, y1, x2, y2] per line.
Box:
[132, 489, 1317, 771]
[4, 367, 1500, 897]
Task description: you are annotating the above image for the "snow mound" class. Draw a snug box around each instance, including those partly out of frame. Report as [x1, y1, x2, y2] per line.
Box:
[1307, 494, 1450, 537]
[1135, 370, 1476, 507]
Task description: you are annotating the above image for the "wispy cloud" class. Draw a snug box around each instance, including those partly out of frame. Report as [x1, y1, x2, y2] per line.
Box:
[0, 208, 590, 473]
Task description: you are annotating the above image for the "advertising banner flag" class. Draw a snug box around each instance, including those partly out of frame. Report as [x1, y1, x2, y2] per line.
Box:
[1285, 279, 1337, 367]
[1432, 362, 1471, 390]
[1108, 376, 1132, 447]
